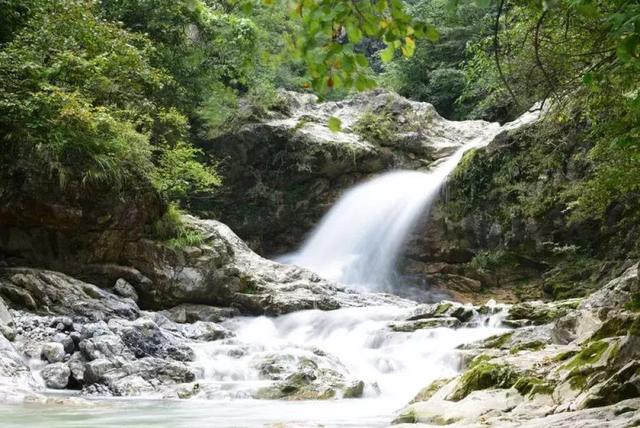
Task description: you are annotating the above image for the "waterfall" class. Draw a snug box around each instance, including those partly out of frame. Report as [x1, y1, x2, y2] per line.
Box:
[283, 104, 542, 293]
[283, 129, 500, 292]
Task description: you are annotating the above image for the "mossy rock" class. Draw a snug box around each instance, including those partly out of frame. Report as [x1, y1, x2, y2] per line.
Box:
[411, 377, 453, 403]
[509, 340, 547, 354]
[507, 300, 579, 325]
[479, 332, 513, 349]
[591, 314, 639, 340]
[562, 340, 610, 370]
[448, 362, 519, 401]
[513, 375, 555, 397]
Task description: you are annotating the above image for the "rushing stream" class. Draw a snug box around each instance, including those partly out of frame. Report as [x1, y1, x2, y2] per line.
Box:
[0, 307, 508, 427]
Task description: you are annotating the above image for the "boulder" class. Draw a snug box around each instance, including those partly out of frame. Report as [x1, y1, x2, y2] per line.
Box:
[41, 342, 65, 364]
[120, 215, 412, 315]
[113, 278, 139, 302]
[0, 268, 139, 321]
[40, 363, 70, 389]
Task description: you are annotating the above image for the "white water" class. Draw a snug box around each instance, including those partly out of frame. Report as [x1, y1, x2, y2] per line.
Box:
[283, 130, 501, 293]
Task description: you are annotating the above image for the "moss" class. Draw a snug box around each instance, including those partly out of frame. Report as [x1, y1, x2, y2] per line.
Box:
[153, 204, 204, 249]
[481, 332, 513, 349]
[591, 317, 635, 340]
[510, 340, 546, 354]
[449, 362, 519, 401]
[625, 293, 640, 312]
[567, 371, 588, 390]
[513, 375, 554, 397]
[554, 350, 578, 362]
[392, 408, 417, 424]
[411, 378, 452, 403]
[468, 354, 493, 369]
[631, 318, 640, 336]
[434, 302, 453, 316]
[353, 110, 395, 143]
[563, 340, 609, 370]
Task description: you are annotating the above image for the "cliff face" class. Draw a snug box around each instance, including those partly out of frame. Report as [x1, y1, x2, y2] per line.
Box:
[402, 116, 640, 302]
[0, 170, 164, 270]
[199, 89, 497, 255]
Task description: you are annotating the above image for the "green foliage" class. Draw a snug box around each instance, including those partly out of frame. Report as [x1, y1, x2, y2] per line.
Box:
[382, 0, 494, 119]
[153, 203, 204, 248]
[353, 110, 395, 142]
[0, 0, 160, 189]
[289, 0, 435, 94]
[152, 142, 220, 202]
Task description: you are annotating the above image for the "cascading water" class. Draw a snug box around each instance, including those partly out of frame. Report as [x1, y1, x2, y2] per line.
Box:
[282, 129, 502, 293]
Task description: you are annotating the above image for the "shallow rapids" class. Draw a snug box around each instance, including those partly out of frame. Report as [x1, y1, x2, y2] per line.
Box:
[0, 305, 508, 427]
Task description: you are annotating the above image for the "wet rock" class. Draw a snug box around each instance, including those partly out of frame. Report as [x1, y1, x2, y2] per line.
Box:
[0, 334, 40, 400]
[0, 296, 12, 326]
[79, 334, 130, 362]
[343, 380, 364, 398]
[506, 299, 581, 326]
[205, 90, 497, 254]
[113, 278, 138, 302]
[110, 375, 154, 396]
[108, 318, 195, 362]
[84, 359, 115, 385]
[41, 363, 70, 389]
[253, 354, 357, 401]
[389, 317, 462, 332]
[580, 263, 638, 310]
[181, 321, 231, 342]
[67, 352, 86, 385]
[160, 304, 239, 323]
[41, 342, 65, 363]
[0, 268, 139, 321]
[53, 333, 75, 354]
[394, 383, 523, 425]
[123, 215, 412, 315]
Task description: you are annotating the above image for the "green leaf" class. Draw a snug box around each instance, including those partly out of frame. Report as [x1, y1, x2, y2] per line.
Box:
[380, 45, 395, 63]
[328, 116, 342, 132]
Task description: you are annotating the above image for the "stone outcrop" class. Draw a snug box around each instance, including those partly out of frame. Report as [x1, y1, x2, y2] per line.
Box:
[201, 89, 500, 254]
[393, 263, 640, 427]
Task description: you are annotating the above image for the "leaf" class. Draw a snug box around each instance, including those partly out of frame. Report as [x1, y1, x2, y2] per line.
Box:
[474, 0, 491, 8]
[328, 116, 342, 132]
[347, 24, 363, 44]
[424, 24, 439, 42]
[380, 45, 395, 63]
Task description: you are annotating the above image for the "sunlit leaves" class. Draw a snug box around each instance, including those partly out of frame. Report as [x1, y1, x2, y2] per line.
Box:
[284, 0, 431, 94]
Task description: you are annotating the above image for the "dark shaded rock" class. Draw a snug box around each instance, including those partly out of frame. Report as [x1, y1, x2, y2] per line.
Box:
[0, 268, 139, 321]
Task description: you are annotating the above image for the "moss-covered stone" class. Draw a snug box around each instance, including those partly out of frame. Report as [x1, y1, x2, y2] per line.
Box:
[591, 316, 636, 340]
[411, 378, 452, 403]
[510, 340, 546, 354]
[448, 362, 519, 401]
[480, 332, 513, 349]
[513, 375, 555, 397]
[563, 340, 610, 370]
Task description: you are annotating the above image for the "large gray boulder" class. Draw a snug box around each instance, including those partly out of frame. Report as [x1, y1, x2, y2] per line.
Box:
[120, 215, 412, 314]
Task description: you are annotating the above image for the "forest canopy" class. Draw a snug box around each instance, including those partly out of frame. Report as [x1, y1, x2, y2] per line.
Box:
[0, 0, 638, 221]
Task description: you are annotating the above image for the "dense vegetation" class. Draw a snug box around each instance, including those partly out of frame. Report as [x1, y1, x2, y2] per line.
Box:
[1, 0, 638, 248]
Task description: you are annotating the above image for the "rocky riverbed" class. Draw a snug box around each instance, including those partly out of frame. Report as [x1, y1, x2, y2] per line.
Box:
[0, 227, 638, 427]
